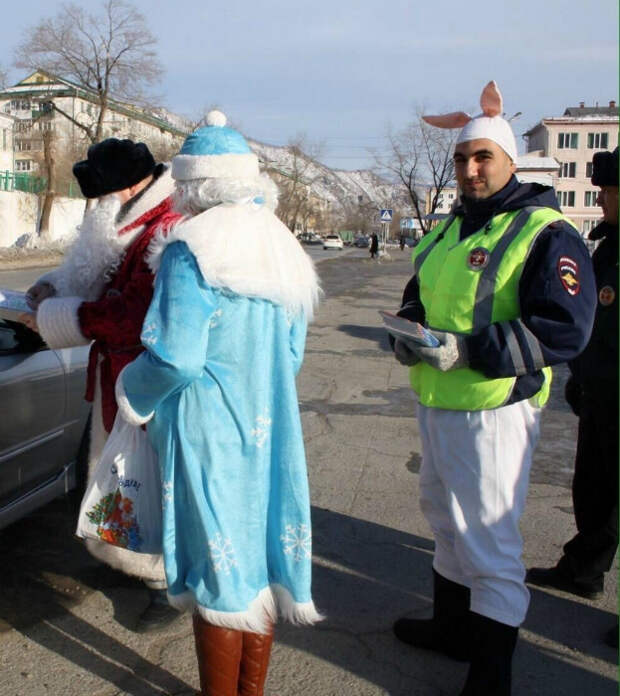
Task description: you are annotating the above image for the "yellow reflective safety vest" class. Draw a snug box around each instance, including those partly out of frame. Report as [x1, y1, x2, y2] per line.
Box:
[410, 206, 575, 410]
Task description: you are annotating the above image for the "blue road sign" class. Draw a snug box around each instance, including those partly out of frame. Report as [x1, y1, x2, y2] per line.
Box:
[380, 209, 393, 222]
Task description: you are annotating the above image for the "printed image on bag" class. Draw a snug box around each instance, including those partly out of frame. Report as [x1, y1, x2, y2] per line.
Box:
[84, 483, 144, 549]
[77, 416, 162, 554]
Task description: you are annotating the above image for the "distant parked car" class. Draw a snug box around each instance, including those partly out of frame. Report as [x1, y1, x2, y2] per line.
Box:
[0, 319, 91, 530]
[299, 232, 323, 245]
[323, 234, 344, 250]
[353, 236, 369, 248]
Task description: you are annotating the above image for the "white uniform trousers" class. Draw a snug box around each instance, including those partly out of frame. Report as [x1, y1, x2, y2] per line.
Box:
[418, 399, 541, 627]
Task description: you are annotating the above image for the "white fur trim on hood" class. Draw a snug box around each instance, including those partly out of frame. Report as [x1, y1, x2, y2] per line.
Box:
[172, 152, 260, 181]
[37, 296, 91, 349]
[147, 203, 320, 321]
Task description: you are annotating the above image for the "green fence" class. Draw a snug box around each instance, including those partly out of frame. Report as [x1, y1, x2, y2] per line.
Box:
[0, 170, 82, 197]
[0, 170, 46, 194]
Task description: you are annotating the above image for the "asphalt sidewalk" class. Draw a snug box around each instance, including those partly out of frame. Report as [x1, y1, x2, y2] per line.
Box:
[0, 251, 616, 696]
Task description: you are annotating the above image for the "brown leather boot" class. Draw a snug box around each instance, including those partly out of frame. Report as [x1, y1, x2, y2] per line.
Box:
[192, 613, 243, 696]
[238, 626, 274, 696]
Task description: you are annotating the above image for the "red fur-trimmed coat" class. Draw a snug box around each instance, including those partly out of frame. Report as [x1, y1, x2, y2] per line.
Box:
[79, 199, 182, 432]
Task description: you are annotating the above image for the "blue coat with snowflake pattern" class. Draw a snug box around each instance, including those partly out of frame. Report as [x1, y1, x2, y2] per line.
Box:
[118, 239, 321, 632]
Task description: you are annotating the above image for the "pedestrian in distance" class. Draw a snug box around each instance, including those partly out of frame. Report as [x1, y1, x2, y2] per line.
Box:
[21, 139, 183, 632]
[114, 111, 322, 696]
[526, 147, 619, 647]
[370, 231, 379, 258]
[391, 81, 596, 695]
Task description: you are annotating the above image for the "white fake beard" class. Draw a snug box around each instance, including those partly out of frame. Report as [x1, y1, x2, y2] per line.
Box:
[56, 194, 125, 300]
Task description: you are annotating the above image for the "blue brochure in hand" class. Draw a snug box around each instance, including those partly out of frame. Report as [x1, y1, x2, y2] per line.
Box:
[379, 311, 440, 348]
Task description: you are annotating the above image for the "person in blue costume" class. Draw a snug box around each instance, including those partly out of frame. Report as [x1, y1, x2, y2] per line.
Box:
[114, 111, 322, 696]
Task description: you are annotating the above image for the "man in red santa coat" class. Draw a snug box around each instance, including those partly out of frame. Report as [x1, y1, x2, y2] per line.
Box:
[24, 138, 182, 631]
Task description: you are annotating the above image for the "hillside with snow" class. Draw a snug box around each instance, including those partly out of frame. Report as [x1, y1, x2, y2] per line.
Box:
[248, 139, 407, 216]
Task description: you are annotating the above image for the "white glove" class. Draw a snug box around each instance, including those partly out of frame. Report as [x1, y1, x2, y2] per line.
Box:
[394, 338, 420, 366]
[413, 330, 468, 372]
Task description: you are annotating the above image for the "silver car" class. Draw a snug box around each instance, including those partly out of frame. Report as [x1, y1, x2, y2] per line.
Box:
[0, 319, 91, 529]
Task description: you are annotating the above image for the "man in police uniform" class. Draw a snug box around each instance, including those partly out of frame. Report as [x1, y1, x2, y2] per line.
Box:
[391, 82, 596, 695]
[527, 147, 618, 645]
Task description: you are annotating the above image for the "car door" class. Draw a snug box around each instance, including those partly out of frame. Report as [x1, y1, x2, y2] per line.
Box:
[0, 320, 67, 506]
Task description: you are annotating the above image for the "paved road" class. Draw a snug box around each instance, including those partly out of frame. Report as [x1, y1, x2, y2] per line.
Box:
[0, 252, 616, 695]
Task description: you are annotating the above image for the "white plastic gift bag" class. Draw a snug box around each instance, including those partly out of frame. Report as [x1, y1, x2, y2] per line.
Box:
[76, 414, 162, 553]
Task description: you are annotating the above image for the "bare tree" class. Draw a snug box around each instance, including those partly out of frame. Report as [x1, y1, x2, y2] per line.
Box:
[32, 127, 87, 241]
[374, 110, 457, 235]
[264, 136, 325, 234]
[14, 0, 163, 145]
[0, 65, 8, 90]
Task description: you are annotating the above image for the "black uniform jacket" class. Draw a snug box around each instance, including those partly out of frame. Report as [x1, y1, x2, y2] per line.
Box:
[568, 220, 618, 413]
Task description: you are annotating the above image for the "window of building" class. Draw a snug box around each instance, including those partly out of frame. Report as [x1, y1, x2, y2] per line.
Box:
[557, 132, 578, 149]
[587, 132, 609, 149]
[559, 162, 576, 178]
[584, 191, 599, 207]
[582, 219, 601, 234]
[38, 121, 54, 132]
[585, 162, 593, 178]
[16, 140, 32, 152]
[15, 119, 33, 132]
[10, 100, 31, 111]
[15, 160, 32, 171]
[557, 190, 575, 207]
[2, 129, 6, 151]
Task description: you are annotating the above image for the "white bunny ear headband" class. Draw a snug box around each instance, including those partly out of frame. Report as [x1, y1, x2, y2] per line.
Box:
[422, 81, 518, 162]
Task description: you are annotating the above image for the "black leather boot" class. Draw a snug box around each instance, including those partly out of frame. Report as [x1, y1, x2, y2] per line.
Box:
[393, 569, 471, 661]
[460, 612, 518, 696]
[135, 588, 182, 633]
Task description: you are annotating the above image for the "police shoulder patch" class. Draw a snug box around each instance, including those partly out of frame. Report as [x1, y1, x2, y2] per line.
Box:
[557, 256, 580, 296]
[599, 285, 615, 306]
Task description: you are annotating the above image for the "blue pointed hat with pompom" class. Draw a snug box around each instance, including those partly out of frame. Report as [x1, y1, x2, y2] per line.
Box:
[172, 110, 259, 181]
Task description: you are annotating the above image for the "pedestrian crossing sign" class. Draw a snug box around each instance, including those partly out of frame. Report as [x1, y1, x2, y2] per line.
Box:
[380, 209, 393, 222]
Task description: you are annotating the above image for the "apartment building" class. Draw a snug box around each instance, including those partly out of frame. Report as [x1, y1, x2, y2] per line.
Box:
[0, 112, 15, 174]
[0, 70, 189, 178]
[523, 101, 618, 235]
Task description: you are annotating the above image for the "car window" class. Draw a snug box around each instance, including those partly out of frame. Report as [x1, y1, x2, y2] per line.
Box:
[0, 320, 46, 354]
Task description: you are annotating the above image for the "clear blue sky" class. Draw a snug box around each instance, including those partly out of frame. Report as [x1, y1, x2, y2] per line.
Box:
[1, 0, 618, 170]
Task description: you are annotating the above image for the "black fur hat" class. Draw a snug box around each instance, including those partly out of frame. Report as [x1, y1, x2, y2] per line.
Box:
[591, 146, 619, 187]
[72, 138, 156, 199]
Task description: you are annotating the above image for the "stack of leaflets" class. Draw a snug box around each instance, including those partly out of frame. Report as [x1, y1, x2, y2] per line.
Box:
[379, 310, 440, 348]
[0, 288, 34, 321]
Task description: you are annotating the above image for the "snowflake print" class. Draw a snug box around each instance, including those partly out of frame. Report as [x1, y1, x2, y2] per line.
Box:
[141, 321, 158, 346]
[162, 481, 173, 509]
[208, 309, 223, 329]
[281, 523, 312, 562]
[208, 533, 239, 575]
[250, 411, 272, 448]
